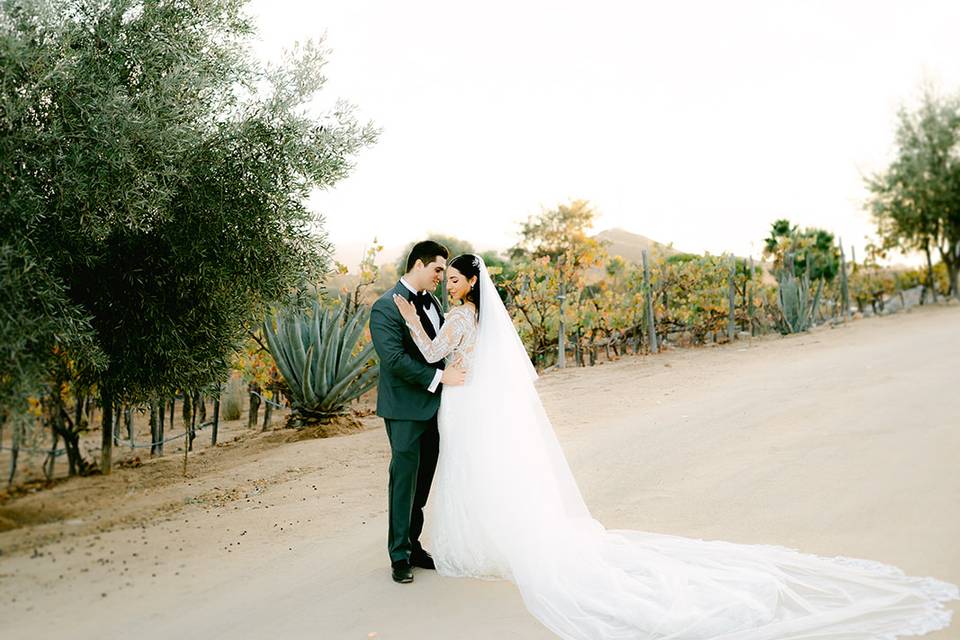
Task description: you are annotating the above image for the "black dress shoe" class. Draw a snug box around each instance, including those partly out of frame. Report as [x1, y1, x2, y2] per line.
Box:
[391, 559, 414, 583]
[410, 549, 436, 570]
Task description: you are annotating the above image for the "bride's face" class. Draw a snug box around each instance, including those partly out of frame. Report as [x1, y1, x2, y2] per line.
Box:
[446, 267, 476, 302]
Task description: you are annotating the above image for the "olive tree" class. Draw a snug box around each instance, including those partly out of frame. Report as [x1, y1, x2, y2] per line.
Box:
[0, 0, 377, 472]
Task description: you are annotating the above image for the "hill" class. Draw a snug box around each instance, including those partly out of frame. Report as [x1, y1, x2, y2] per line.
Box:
[593, 227, 685, 262]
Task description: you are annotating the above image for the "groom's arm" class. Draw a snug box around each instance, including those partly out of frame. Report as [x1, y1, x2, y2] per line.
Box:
[370, 301, 439, 390]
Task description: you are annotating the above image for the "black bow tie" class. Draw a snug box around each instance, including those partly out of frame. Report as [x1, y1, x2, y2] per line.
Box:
[413, 290, 434, 310]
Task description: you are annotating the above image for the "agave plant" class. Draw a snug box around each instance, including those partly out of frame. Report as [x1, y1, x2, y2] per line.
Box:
[263, 300, 379, 423]
[776, 257, 823, 334]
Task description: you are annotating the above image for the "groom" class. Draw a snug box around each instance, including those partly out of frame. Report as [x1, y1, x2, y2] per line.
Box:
[369, 240, 465, 584]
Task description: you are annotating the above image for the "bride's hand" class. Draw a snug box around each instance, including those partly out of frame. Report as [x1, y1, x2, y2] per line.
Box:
[393, 294, 420, 324]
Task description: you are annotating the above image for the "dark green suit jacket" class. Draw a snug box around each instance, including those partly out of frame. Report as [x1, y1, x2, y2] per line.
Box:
[369, 282, 444, 421]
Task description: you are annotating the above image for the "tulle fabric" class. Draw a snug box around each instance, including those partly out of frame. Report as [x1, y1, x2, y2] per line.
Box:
[429, 258, 958, 640]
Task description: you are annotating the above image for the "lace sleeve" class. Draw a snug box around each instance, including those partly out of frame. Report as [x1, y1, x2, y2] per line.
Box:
[406, 306, 469, 363]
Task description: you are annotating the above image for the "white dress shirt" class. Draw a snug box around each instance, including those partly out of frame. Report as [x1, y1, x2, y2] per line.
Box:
[400, 277, 444, 393]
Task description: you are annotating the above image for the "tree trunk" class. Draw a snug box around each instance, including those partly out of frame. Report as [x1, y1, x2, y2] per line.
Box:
[125, 405, 134, 450]
[60, 426, 84, 476]
[182, 392, 194, 452]
[190, 391, 200, 450]
[191, 390, 200, 433]
[8, 419, 22, 485]
[44, 426, 59, 480]
[181, 395, 191, 474]
[149, 402, 159, 456]
[211, 390, 221, 446]
[924, 244, 938, 303]
[939, 242, 959, 300]
[156, 399, 165, 456]
[67, 392, 86, 475]
[247, 385, 261, 429]
[101, 387, 113, 474]
[112, 401, 121, 445]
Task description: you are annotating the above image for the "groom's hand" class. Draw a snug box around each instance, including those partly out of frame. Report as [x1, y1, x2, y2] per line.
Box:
[440, 366, 466, 386]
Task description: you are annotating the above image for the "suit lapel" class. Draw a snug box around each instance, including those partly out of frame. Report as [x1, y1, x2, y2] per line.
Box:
[416, 298, 438, 340]
[429, 292, 445, 329]
[394, 281, 412, 300]
[396, 280, 439, 339]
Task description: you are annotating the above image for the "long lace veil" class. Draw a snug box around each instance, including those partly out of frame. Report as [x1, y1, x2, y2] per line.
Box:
[448, 256, 958, 640]
[468, 256, 595, 552]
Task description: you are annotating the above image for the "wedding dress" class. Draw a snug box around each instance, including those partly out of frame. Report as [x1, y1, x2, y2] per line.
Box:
[403, 257, 957, 640]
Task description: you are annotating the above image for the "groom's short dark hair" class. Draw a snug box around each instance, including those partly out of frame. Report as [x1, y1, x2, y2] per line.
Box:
[406, 240, 449, 272]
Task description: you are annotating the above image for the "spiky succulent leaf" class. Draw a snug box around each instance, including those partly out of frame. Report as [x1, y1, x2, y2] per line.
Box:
[264, 302, 380, 421]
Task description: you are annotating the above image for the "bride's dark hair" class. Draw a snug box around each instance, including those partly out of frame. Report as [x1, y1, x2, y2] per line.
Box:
[449, 254, 481, 317]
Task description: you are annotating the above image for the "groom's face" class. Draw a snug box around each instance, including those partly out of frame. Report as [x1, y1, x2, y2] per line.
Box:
[415, 256, 446, 291]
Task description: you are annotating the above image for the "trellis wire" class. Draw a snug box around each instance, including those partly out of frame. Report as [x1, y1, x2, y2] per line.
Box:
[0, 418, 219, 457]
[0, 443, 67, 457]
[249, 388, 287, 409]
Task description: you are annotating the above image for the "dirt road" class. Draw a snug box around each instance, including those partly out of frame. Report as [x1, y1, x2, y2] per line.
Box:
[2, 304, 958, 639]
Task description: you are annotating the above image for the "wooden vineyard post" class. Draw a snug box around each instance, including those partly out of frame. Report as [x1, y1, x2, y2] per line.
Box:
[642, 249, 658, 353]
[727, 254, 736, 342]
[247, 385, 261, 429]
[557, 256, 566, 369]
[839, 238, 851, 322]
[262, 391, 273, 432]
[748, 256, 756, 336]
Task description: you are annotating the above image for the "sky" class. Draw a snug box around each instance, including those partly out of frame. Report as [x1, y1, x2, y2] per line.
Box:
[246, 0, 960, 268]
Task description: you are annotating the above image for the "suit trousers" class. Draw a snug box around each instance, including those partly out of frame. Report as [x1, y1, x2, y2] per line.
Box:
[384, 416, 440, 563]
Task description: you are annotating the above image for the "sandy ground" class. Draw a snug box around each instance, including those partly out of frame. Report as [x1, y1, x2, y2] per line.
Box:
[1, 304, 958, 640]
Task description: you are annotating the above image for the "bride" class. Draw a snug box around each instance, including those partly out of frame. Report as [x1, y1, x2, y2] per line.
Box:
[392, 253, 957, 640]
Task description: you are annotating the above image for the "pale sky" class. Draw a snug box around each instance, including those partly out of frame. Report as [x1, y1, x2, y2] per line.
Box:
[247, 0, 960, 268]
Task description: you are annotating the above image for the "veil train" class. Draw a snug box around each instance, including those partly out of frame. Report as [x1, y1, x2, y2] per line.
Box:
[431, 256, 957, 640]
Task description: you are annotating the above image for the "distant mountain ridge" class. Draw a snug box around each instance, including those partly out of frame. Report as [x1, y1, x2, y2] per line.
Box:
[334, 228, 783, 280]
[592, 228, 782, 284]
[333, 228, 686, 271]
[593, 228, 684, 262]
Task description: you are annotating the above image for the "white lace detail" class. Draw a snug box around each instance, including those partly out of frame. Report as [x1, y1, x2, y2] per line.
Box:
[405, 304, 478, 373]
